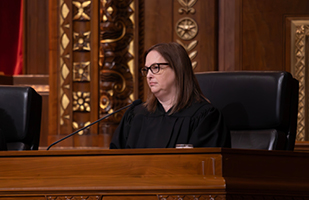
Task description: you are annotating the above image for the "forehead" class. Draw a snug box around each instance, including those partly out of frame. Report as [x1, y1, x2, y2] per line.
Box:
[145, 50, 167, 66]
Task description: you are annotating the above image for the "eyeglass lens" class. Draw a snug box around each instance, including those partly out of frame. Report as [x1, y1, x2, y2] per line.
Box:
[141, 63, 168, 76]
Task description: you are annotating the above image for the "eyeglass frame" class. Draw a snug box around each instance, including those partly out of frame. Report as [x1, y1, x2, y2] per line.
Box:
[140, 63, 169, 76]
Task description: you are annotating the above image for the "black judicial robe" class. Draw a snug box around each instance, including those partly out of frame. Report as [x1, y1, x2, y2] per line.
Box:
[110, 100, 231, 149]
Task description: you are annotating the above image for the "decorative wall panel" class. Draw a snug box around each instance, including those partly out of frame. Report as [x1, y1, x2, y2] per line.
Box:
[157, 194, 226, 200]
[99, 0, 134, 143]
[136, 0, 145, 101]
[48, 0, 137, 148]
[72, 0, 92, 136]
[59, 0, 73, 134]
[175, 0, 198, 69]
[291, 20, 309, 141]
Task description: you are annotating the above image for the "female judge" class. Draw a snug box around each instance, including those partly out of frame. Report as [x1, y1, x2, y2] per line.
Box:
[110, 42, 230, 149]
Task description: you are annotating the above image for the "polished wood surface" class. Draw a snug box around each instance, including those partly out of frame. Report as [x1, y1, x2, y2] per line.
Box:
[1, 148, 309, 199]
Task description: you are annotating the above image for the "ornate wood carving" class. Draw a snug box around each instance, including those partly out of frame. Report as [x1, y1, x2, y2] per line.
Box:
[47, 196, 101, 200]
[72, 0, 92, 135]
[290, 20, 309, 141]
[99, 0, 134, 142]
[59, 0, 73, 134]
[175, 0, 198, 69]
[157, 195, 226, 200]
[137, 0, 145, 100]
[47, 195, 228, 200]
[52, 0, 97, 145]
[49, 0, 137, 148]
[57, 0, 94, 138]
[178, 0, 197, 14]
[176, 17, 198, 40]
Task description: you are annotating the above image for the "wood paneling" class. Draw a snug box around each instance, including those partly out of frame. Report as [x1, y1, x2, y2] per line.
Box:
[242, 0, 309, 71]
[48, 0, 59, 146]
[20, 0, 50, 147]
[24, 0, 49, 74]
[295, 141, 309, 153]
[144, 0, 218, 72]
[219, 0, 309, 71]
[218, 0, 242, 71]
[144, 0, 173, 50]
[173, 0, 218, 72]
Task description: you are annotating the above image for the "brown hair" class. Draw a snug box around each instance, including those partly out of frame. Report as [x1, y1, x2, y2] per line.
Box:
[144, 42, 207, 114]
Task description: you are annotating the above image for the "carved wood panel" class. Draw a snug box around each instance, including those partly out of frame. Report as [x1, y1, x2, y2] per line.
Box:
[174, 0, 217, 72]
[99, 0, 134, 145]
[144, 0, 217, 73]
[157, 195, 226, 200]
[288, 19, 309, 141]
[48, 0, 137, 148]
[47, 196, 101, 200]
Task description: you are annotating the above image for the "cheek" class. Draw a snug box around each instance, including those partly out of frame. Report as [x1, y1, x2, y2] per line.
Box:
[164, 75, 176, 88]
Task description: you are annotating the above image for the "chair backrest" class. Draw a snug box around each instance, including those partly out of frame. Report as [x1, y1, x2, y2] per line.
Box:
[195, 71, 299, 150]
[0, 86, 42, 150]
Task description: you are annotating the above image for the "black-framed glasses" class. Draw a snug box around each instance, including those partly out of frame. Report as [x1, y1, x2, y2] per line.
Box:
[140, 63, 169, 76]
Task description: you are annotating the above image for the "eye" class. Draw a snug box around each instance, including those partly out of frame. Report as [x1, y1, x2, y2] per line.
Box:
[151, 65, 159, 70]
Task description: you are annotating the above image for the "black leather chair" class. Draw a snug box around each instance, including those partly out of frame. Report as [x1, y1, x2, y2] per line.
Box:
[0, 86, 42, 150]
[195, 71, 299, 150]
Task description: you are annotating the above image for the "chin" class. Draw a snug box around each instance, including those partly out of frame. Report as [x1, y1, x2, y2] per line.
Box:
[150, 89, 161, 96]
[150, 89, 158, 94]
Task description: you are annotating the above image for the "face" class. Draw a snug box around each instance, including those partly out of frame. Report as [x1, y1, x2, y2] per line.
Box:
[145, 50, 177, 101]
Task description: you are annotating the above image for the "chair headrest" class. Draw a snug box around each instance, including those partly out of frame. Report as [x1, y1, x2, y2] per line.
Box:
[0, 86, 42, 143]
[195, 71, 297, 130]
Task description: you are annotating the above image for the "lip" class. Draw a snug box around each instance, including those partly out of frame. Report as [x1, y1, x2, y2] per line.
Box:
[148, 82, 157, 86]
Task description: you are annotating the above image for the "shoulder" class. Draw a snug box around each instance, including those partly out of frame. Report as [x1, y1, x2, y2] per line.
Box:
[131, 103, 149, 115]
[122, 103, 149, 121]
[175, 100, 217, 117]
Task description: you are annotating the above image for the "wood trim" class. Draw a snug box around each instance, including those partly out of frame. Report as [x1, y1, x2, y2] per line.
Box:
[295, 141, 309, 152]
[0, 75, 13, 85]
[48, 0, 59, 139]
[89, 0, 99, 135]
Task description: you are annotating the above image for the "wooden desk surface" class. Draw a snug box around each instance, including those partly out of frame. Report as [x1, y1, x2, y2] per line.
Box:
[0, 148, 308, 200]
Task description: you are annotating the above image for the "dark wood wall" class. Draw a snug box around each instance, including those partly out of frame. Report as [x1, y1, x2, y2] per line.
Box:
[219, 0, 309, 71]
[24, 0, 49, 74]
[19, 0, 309, 148]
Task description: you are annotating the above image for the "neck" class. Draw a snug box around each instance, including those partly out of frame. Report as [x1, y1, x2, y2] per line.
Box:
[157, 98, 175, 112]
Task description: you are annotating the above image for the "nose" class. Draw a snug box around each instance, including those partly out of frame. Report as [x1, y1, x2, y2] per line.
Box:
[146, 69, 154, 78]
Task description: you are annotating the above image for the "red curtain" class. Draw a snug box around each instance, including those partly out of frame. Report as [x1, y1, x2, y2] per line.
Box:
[0, 0, 23, 75]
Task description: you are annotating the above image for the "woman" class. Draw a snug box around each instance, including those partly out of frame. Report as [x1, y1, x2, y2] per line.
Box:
[110, 42, 230, 148]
